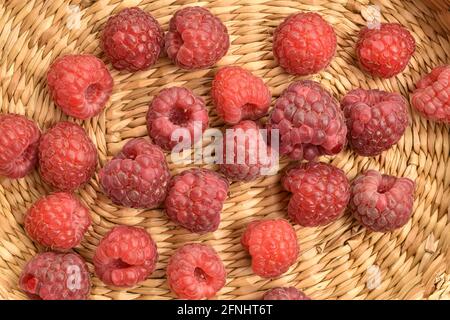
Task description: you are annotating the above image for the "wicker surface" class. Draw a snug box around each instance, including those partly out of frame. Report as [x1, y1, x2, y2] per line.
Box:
[0, 0, 449, 300]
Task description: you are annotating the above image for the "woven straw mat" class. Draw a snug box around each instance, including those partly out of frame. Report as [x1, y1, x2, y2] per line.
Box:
[0, 0, 449, 300]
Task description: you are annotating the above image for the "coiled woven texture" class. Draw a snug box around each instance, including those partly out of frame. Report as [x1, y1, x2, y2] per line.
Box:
[0, 0, 449, 300]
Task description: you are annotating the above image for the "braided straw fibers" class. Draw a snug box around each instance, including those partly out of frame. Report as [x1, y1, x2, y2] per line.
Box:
[0, 0, 449, 300]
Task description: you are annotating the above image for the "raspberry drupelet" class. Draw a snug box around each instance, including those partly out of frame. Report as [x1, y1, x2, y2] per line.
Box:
[263, 287, 310, 300]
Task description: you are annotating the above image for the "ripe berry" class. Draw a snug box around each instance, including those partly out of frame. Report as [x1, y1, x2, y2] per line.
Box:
[47, 54, 113, 119]
[25, 192, 91, 251]
[39, 122, 97, 192]
[273, 12, 336, 76]
[341, 89, 408, 156]
[356, 23, 415, 78]
[0, 114, 40, 179]
[146, 87, 209, 151]
[99, 138, 170, 209]
[167, 243, 226, 300]
[241, 219, 298, 278]
[411, 65, 450, 123]
[19, 252, 91, 300]
[350, 170, 415, 232]
[165, 168, 229, 234]
[263, 287, 310, 300]
[282, 162, 350, 227]
[101, 7, 164, 71]
[94, 225, 158, 287]
[267, 80, 347, 160]
[211, 66, 271, 124]
[165, 6, 229, 70]
[219, 120, 276, 181]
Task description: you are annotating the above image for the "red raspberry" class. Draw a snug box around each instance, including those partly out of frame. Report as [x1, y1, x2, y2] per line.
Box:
[94, 225, 158, 287]
[411, 65, 450, 123]
[47, 54, 113, 119]
[219, 120, 276, 182]
[341, 89, 408, 157]
[211, 66, 271, 124]
[101, 7, 164, 71]
[39, 122, 97, 192]
[267, 80, 347, 160]
[273, 12, 336, 76]
[350, 170, 415, 232]
[25, 192, 91, 251]
[241, 219, 298, 278]
[167, 243, 226, 299]
[165, 6, 229, 70]
[165, 168, 229, 234]
[19, 252, 90, 300]
[146, 87, 209, 151]
[282, 162, 350, 227]
[0, 114, 40, 179]
[99, 138, 170, 208]
[356, 23, 415, 78]
[263, 287, 310, 300]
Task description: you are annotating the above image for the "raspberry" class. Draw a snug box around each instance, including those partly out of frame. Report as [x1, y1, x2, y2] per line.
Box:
[146, 87, 209, 151]
[273, 12, 337, 76]
[47, 54, 113, 119]
[165, 6, 229, 70]
[356, 23, 415, 78]
[341, 89, 409, 157]
[267, 80, 347, 160]
[39, 122, 97, 192]
[350, 170, 415, 232]
[282, 162, 350, 227]
[211, 66, 271, 124]
[99, 138, 170, 208]
[167, 243, 226, 299]
[241, 219, 298, 278]
[94, 225, 158, 287]
[0, 114, 40, 179]
[411, 65, 450, 123]
[101, 7, 164, 71]
[19, 252, 90, 300]
[263, 287, 310, 300]
[165, 168, 229, 234]
[219, 120, 275, 182]
[25, 192, 91, 251]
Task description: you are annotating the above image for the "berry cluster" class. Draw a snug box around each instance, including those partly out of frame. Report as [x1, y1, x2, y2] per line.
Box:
[4, 4, 433, 301]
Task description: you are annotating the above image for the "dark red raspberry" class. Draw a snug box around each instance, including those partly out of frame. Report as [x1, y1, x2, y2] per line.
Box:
[101, 7, 164, 71]
[356, 23, 415, 78]
[219, 120, 276, 182]
[282, 162, 350, 227]
[94, 225, 158, 287]
[146, 87, 209, 151]
[47, 54, 113, 119]
[267, 80, 347, 160]
[99, 138, 170, 209]
[273, 12, 336, 76]
[25, 192, 91, 251]
[350, 170, 415, 232]
[165, 168, 229, 234]
[241, 219, 298, 278]
[263, 287, 310, 300]
[19, 252, 90, 300]
[341, 89, 408, 157]
[0, 114, 40, 179]
[211, 66, 271, 125]
[167, 243, 226, 299]
[39, 122, 97, 192]
[165, 6, 229, 70]
[411, 65, 450, 123]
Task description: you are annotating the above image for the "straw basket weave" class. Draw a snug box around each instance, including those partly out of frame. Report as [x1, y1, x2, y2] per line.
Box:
[0, 0, 449, 300]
